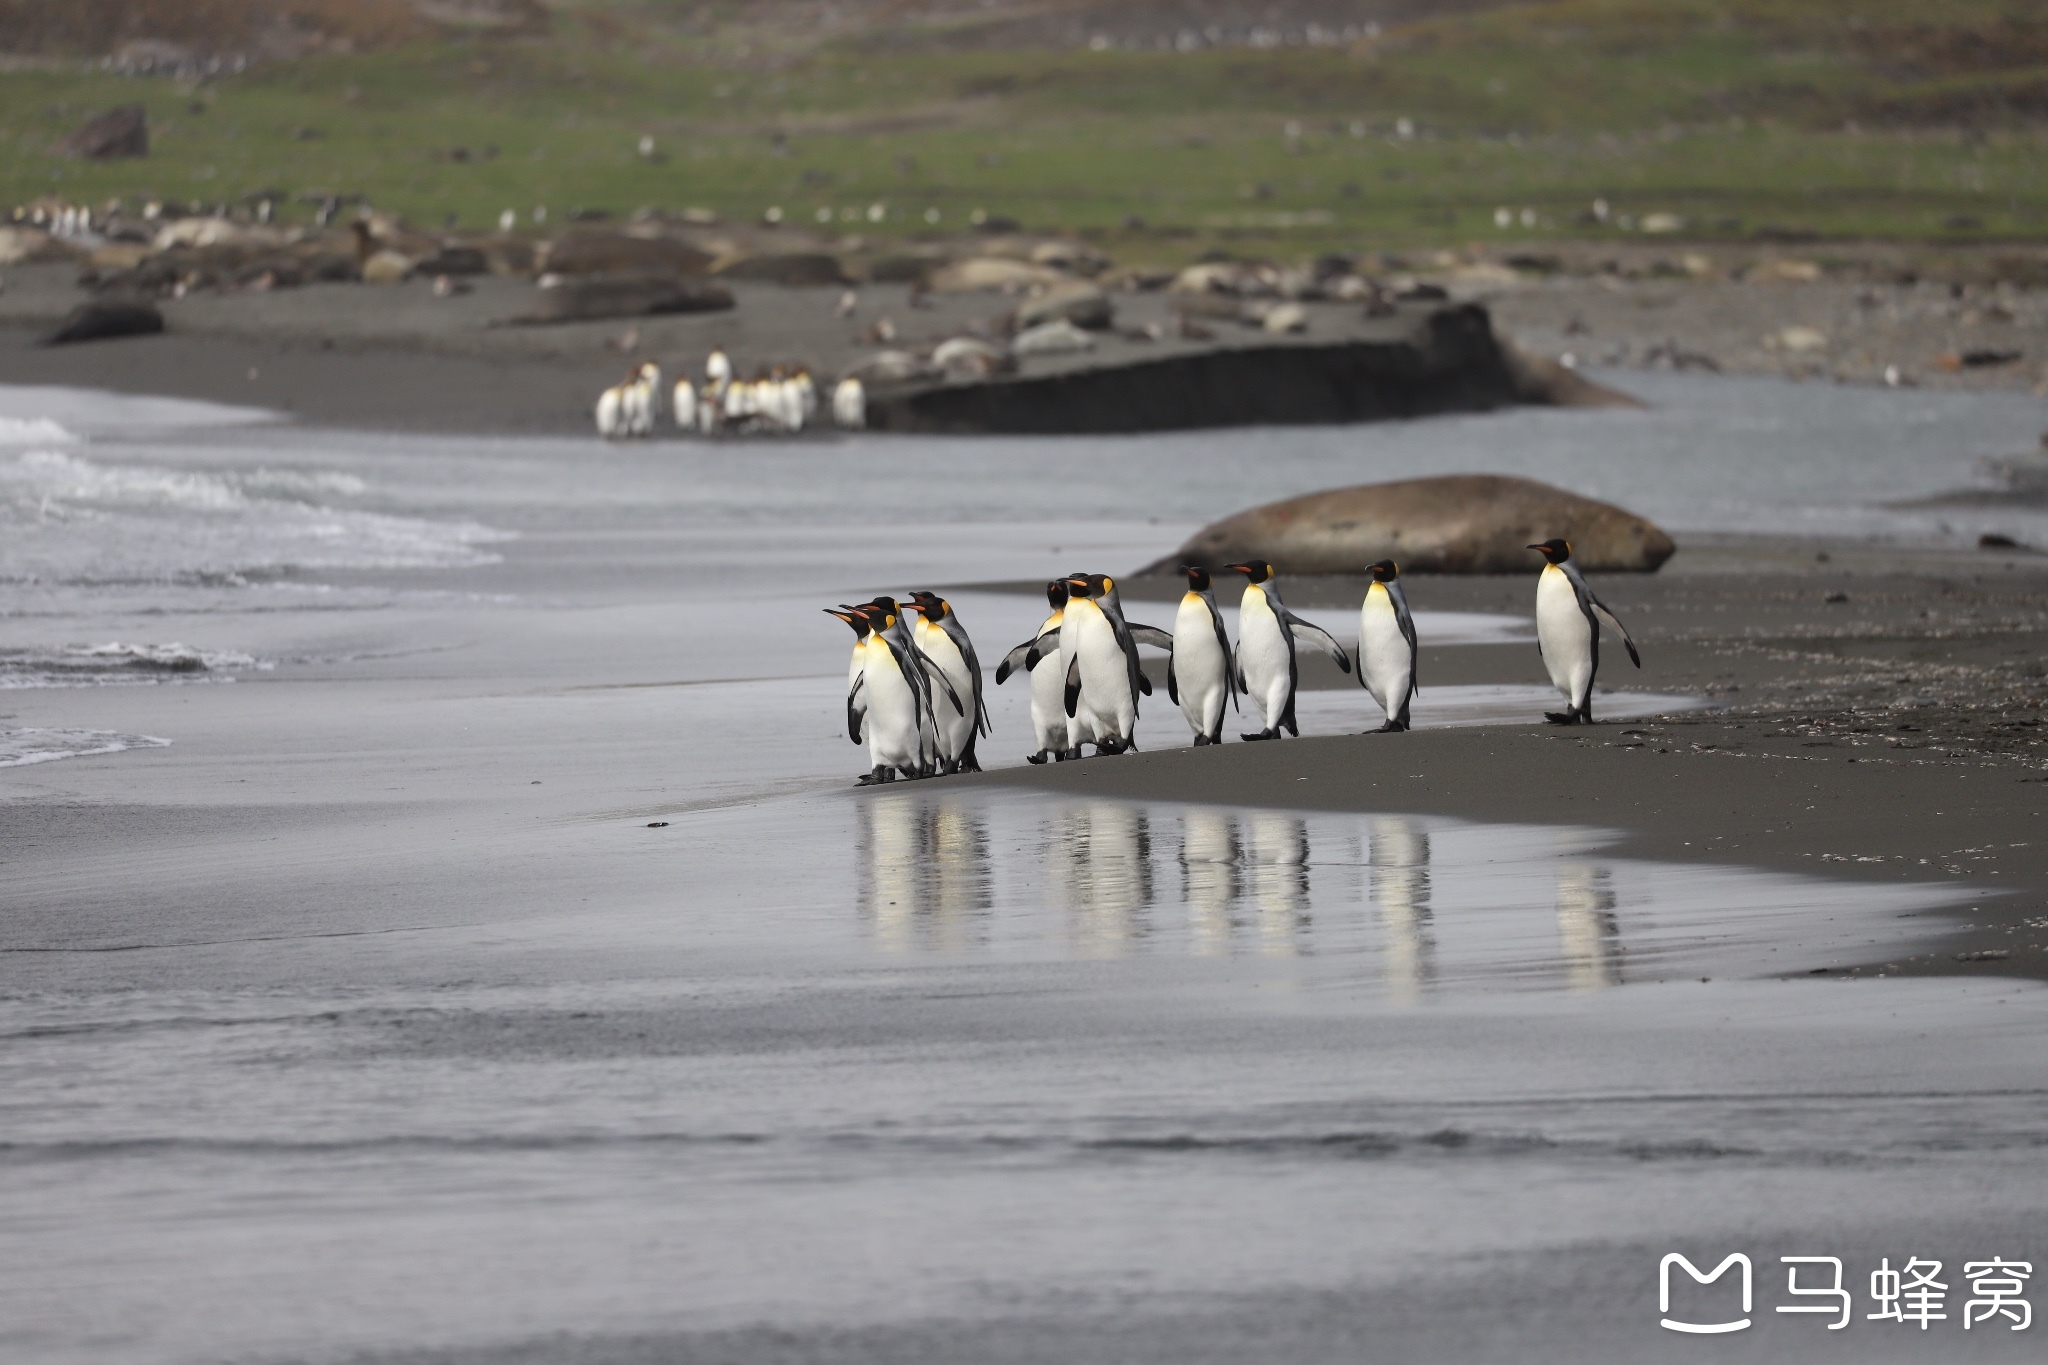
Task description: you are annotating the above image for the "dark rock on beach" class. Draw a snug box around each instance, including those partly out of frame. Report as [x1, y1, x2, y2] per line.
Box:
[865, 303, 1517, 434]
[38, 298, 164, 346]
[1151, 474, 1676, 575]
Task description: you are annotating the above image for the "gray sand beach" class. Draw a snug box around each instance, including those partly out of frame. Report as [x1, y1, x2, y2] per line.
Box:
[2, 326, 2045, 1365]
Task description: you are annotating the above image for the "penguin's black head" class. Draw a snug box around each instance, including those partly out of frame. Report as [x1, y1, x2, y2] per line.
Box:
[862, 596, 901, 628]
[905, 590, 949, 621]
[1064, 572, 1108, 600]
[1368, 559, 1399, 583]
[824, 606, 870, 638]
[1044, 579, 1070, 608]
[1182, 564, 1211, 592]
[1224, 560, 1273, 584]
[1526, 539, 1572, 566]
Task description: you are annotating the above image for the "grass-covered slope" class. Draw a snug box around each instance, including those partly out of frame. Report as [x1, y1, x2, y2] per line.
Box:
[0, 0, 2042, 254]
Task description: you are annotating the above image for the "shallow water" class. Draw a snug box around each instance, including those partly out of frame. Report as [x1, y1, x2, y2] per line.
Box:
[1, 377, 2044, 1364]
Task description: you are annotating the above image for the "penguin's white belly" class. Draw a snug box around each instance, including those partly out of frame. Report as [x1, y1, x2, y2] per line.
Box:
[862, 643, 923, 771]
[1237, 596, 1293, 726]
[920, 627, 976, 760]
[1172, 596, 1229, 738]
[1359, 593, 1411, 717]
[1536, 569, 1595, 706]
[1074, 614, 1133, 737]
[594, 387, 624, 437]
[1029, 648, 1068, 753]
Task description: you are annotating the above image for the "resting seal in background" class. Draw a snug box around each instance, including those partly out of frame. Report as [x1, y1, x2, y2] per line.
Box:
[38, 299, 165, 346]
[1150, 474, 1676, 575]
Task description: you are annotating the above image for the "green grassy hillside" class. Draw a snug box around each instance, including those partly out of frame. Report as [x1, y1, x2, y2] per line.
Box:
[2, 1, 2042, 257]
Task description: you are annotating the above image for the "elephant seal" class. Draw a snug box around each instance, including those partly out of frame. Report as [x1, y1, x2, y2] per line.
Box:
[1150, 474, 1675, 575]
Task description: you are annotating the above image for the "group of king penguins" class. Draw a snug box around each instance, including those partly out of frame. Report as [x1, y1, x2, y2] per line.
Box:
[826, 539, 1638, 786]
[596, 349, 869, 439]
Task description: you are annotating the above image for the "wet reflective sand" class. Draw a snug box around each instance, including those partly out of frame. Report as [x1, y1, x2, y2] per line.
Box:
[2, 380, 2044, 1364]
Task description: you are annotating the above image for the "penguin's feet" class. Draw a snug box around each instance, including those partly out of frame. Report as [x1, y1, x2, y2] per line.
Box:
[1062, 748, 1084, 761]
[1543, 710, 1582, 726]
[1241, 729, 1276, 742]
[1097, 736, 1126, 756]
[1026, 751, 1049, 765]
[1192, 734, 1210, 747]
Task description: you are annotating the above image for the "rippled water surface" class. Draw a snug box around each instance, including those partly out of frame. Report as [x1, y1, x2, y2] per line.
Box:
[1, 378, 2044, 1365]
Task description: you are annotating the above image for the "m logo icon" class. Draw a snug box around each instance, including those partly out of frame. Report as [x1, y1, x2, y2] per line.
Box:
[1661, 1253, 1753, 1334]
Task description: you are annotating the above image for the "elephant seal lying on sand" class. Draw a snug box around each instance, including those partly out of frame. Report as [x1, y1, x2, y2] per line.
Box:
[1151, 474, 1675, 575]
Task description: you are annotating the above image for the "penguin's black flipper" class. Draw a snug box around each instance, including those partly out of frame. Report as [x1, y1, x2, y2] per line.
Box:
[1389, 580, 1421, 697]
[922, 658, 966, 716]
[1285, 616, 1352, 674]
[1166, 656, 1179, 705]
[1064, 655, 1083, 718]
[1590, 601, 1641, 668]
[846, 676, 867, 744]
[1137, 672, 1152, 696]
[1022, 629, 1062, 672]
[994, 640, 1035, 685]
[1128, 624, 1174, 651]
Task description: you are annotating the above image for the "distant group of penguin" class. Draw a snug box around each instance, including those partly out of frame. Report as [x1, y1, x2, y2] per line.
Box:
[595, 350, 867, 438]
[826, 540, 1640, 785]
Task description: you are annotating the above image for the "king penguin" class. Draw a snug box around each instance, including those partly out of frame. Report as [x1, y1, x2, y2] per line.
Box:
[903, 591, 991, 774]
[1528, 538, 1640, 724]
[1357, 559, 1420, 732]
[1169, 564, 1236, 745]
[1061, 573, 1171, 756]
[994, 580, 1072, 764]
[672, 375, 697, 434]
[1226, 560, 1352, 740]
[824, 606, 871, 750]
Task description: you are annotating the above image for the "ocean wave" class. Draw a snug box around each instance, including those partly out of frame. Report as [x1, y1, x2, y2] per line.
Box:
[0, 417, 79, 446]
[0, 727, 171, 768]
[0, 450, 508, 584]
[0, 642, 269, 688]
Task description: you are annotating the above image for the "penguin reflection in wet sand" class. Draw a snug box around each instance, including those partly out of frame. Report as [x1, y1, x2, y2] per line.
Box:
[903, 591, 990, 774]
[1528, 539, 1640, 724]
[1170, 565, 1236, 745]
[994, 580, 1071, 763]
[1226, 560, 1351, 740]
[1357, 559, 1419, 733]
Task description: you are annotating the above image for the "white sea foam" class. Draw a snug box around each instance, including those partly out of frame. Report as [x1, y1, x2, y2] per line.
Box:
[0, 642, 268, 688]
[0, 416, 79, 446]
[0, 727, 171, 767]
[0, 449, 507, 584]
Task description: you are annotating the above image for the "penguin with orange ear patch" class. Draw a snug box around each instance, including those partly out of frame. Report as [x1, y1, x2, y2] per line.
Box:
[1528, 539, 1639, 724]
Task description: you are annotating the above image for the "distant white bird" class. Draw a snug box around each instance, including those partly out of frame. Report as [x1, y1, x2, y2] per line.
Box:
[595, 368, 636, 439]
[672, 377, 697, 433]
[705, 348, 732, 396]
[832, 376, 866, 430]
[794, 369, 818, 423]
[622, 361, 662, 436]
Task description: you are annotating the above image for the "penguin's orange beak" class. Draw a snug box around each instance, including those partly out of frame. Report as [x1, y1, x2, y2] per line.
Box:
[1224, 562, 1253, 576]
